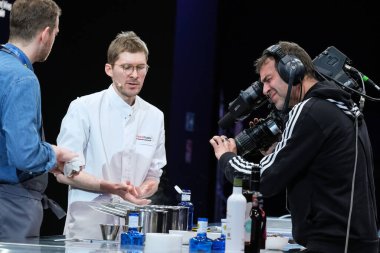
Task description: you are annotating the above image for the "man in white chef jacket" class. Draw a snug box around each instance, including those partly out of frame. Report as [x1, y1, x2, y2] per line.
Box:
[55, 31, 167, 240]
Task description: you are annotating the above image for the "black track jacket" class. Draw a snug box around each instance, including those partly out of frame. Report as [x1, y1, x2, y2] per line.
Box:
[219, 80, 379, 252]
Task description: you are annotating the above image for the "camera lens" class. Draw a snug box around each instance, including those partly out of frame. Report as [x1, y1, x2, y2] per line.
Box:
[235, 117, 282, 156]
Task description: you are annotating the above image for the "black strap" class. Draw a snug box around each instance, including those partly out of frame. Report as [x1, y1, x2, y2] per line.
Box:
[42, 194, 66, 219]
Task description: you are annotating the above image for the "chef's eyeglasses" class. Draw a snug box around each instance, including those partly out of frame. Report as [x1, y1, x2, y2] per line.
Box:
[114, 63, 149, 75]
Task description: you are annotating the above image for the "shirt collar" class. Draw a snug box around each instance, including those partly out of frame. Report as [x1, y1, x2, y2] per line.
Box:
[106, 84, 140, 115]
[2, 43, 34, 71]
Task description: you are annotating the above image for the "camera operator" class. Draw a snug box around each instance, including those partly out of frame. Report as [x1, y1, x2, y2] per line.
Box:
[210, 41, 379, 253]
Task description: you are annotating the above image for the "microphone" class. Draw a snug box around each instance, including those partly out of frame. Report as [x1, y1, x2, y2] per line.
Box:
[218, 81, 267, 129]
[114, 80, 123, 88]
[345, 65, 380, 92]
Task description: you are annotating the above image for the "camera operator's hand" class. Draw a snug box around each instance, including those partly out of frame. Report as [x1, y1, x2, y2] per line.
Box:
[209, 135, 237, 160]
[249, 118, 261, 128]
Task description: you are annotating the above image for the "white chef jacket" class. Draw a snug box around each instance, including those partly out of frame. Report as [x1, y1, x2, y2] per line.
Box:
[57, 84, 166, 239]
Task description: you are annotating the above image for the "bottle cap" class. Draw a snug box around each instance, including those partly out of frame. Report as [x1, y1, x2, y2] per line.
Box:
[180, 189, 191, 202]
[233, 177, 243, 187]
[198, 217, 208, 222]
[128, 212, 140, 228]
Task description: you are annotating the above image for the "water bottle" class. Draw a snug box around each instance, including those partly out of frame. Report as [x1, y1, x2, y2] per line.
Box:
[189, 217, 213, 252]
[212, 218, 227, 252]
[120, 212, 145, 248]
[178, 189, 194, 230]
[226, 177, 247, 253]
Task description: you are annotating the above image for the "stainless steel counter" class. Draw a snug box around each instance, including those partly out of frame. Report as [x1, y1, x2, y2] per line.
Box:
[0, 217, 302, 252]
[0, 236, 305, 253]
[0, 236, 126, 252]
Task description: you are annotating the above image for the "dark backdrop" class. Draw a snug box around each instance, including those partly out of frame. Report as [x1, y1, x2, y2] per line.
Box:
[1, 0, 379, 235]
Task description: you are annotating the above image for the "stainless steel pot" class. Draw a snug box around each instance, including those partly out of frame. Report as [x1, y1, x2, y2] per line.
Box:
[140, 208, 168, 234]
[124, 205, 189, 233]
[148, 205, 189, 232]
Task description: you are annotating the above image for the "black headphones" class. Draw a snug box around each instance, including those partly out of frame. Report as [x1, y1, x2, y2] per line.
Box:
[263, 44, 305, 85]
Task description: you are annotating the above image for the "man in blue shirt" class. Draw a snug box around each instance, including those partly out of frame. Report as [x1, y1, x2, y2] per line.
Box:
[0, 0, 77, 240]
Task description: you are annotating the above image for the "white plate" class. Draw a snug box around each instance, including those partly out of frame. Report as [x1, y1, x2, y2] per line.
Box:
[266, 236, 289, 250]
[168, 230, 221, 244]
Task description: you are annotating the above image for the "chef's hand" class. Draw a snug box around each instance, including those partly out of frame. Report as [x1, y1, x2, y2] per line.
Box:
[209, 135, 237, 160]
[121, 192, 151, 206]
[55, 172, 150, 205]
[117, 181, 152, 206]
[99, 180, 150, 205]
[137, 179, 159, 199]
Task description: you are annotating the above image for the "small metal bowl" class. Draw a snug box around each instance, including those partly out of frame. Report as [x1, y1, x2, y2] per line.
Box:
[99, 224, 120, 241]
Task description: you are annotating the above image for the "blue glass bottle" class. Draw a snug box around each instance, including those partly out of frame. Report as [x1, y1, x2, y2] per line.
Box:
[211, 218, 226, 252]
[189, 217, 213, 253]
[120, 212, 145, 250]
[178, 189, 194, 230]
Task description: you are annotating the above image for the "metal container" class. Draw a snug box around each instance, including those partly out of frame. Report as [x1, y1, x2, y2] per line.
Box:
[124, 209, 159, 234]
[93, 202, 189, 234]
[124, 205, 189, 233]
[148, 205, 189, 232]
[140, 208, 168, 233]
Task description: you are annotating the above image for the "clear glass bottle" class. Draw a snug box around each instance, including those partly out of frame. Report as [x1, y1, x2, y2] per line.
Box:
[211, 218, 226, 252]
[189, 217, 213, 252]
[178, 189, 194, 230]
[225, 177, 247, 252]
[120, 212, 145, 248]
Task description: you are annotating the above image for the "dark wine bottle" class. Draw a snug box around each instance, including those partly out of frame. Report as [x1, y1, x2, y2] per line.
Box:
[247, 192, 266, 253]
[258, 193, 267, 250]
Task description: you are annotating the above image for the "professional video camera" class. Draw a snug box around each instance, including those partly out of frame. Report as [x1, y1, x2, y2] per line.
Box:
[218, 46, 380, 157]
[218, 81, 267, 129]
[313, 46, 361, 92]
[217, 80, 284, 156]
[234, 109, 284, 156]
[313, 46, 380, 104]
[217, 80, 282, 156]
